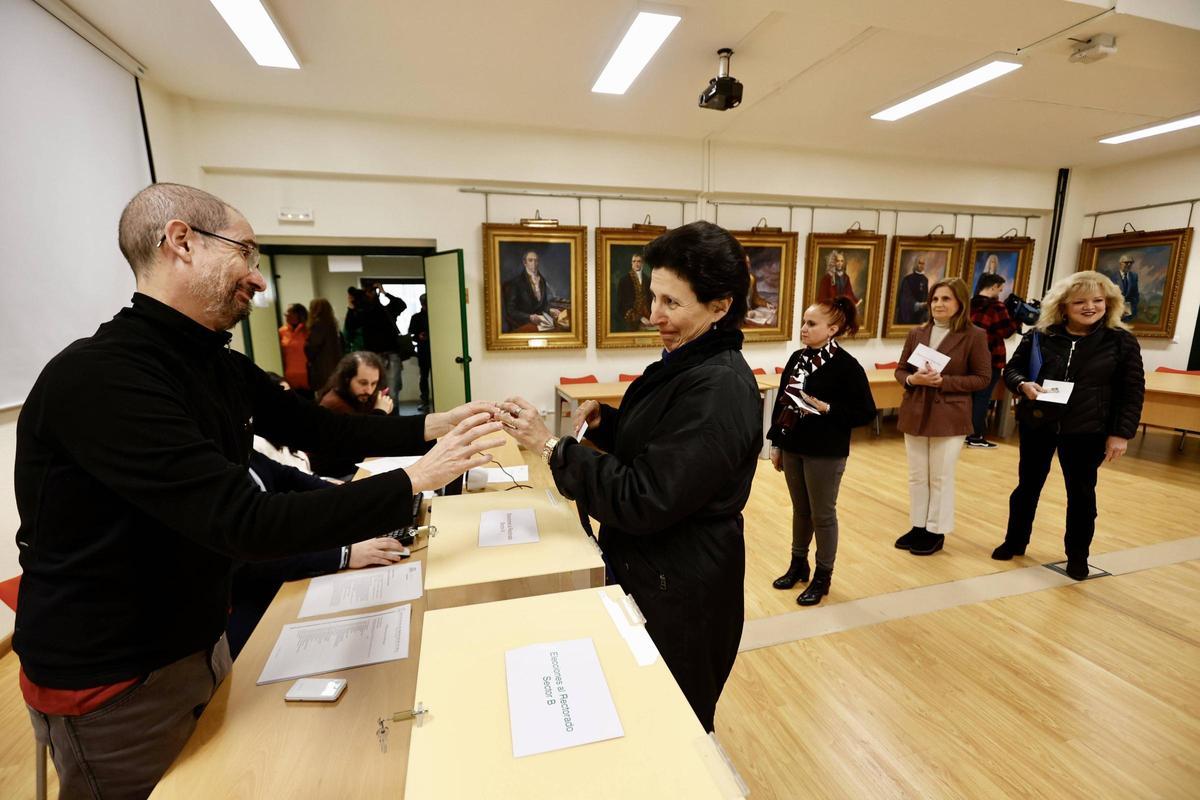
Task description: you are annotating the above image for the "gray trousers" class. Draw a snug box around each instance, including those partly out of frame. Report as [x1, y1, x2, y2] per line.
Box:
[26, 635, 232, 800]
[781, 451, 847, 571]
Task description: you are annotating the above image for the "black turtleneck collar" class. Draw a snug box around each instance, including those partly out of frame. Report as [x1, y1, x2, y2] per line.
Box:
[127, 292, 233, 351]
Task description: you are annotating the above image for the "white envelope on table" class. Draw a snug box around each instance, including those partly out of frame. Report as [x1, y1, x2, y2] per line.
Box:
[907, 343, 950, 374]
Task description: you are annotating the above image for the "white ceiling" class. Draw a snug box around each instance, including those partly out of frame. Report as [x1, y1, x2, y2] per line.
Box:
[67, 0, 1200, 169]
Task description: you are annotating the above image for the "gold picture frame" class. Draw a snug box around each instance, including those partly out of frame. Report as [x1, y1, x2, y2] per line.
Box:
[882, 235, 965, 338]
[803, 230, 887, 338]
[483, 222, 587, 350]
[595, 225, 665, 349]
[1077, 227, 1192, 339]
[731, 228, 798, 342]
[962, 237, 1034, 305]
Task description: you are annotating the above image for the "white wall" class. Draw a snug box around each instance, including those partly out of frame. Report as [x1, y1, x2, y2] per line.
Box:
[139, 93, 1071, 412]
[1068, 147, 1200, 371]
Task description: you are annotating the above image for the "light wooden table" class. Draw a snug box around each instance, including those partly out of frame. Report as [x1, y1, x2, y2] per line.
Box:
[1141, 371, 1200, 431]
[153, 441, 600, 799]
[405, 585, 745, 799]
[424, 489, 605, 611]
[555, 378, 777, 458]
[152, 517, 432, 799]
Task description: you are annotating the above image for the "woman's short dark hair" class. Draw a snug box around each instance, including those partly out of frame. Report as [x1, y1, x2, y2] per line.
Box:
[286, 303, 308, 323]
[642, 221, 748, 330]
[975, 272, 1006, 292]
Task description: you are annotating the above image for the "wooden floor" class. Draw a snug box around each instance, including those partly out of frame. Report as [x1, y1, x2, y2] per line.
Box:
[743, 423, 1200, 618]
[0, 425, 1196, 798]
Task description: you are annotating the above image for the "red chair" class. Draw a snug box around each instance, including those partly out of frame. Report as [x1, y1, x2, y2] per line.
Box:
[1, 574, 47, 800]
[774, 366, 785, 374]
[874, 361, 898, 370]
[559, 374, 598, 384]
[0, 574, 19, 613]
[618, 373, 641, 382]
[751, 368, 766, 376]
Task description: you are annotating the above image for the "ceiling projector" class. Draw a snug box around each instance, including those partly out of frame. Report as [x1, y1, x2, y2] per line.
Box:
[699, 48, 743, 111]
[1069, 33, 1117, 63]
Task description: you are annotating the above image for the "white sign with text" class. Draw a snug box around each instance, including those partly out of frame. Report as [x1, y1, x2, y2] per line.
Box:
[504, 638, 624, 758]
[479, 508, 540, 548]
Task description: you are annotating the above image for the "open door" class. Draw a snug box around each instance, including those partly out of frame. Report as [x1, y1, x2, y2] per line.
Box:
[423, 249, 470, 410]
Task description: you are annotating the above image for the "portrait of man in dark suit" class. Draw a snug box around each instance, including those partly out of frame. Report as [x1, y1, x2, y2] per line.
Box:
[501, 248, 569, 333]
[896, 255, 931, 324]
[615, 253, 652, 331]
[1116, 254, 1139, 320]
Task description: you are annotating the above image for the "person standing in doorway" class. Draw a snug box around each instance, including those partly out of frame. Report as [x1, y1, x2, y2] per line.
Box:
[305, 298, 343, 400]
[278, 303, 311, 399]
[409, 293, 433, 411]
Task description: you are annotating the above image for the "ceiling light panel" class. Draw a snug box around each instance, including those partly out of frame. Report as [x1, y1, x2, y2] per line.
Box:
[1100, 113, 1200, 144]
[871, 59, 1022, 122]
[592, 11, 681, 95]
[208, 0, 299, 69]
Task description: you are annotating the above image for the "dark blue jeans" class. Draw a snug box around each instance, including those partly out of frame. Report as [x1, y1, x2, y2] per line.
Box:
[971, 367, 1002, 438]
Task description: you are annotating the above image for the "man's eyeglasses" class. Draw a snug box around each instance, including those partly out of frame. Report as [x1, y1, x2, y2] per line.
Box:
[158, 225, 260, 271]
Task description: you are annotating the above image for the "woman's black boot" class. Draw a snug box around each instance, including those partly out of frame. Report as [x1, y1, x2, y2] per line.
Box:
[772, 556, 810, 589]
[797, 568, 832, 606]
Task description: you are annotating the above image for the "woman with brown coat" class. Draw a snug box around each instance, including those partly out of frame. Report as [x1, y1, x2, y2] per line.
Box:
[305, 298, 343, 399]
[893, 277, 991, 555]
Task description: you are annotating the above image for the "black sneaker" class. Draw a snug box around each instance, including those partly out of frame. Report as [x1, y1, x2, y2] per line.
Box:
[967, 436, 998, 449]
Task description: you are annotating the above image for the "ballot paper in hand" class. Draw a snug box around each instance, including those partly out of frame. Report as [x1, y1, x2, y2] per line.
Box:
[256, 605, 411, 685]
[1035, 379, 1074, 404]
[356, 455, 422, 475]
[298, 562, 423, 619]
[907, 343, 951, 374]
[783, 372, 822, 416]
[479, 508, 540, 547]
[505, 638, 624, 758]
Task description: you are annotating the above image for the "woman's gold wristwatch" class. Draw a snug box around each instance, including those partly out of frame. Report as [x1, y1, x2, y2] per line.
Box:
[541, 436, 561, 465]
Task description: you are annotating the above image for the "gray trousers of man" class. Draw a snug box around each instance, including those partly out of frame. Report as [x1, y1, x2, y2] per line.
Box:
[26, 635, 232, 800]
[781, 451, 847, 571]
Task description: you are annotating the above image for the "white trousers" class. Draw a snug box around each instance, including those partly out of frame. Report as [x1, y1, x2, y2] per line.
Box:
[904, 434, 964, 534]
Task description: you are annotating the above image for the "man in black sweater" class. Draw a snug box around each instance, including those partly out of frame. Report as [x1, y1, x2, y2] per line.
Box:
[13, 183, 502, 798]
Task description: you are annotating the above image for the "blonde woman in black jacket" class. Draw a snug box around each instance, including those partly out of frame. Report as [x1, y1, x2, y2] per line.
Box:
[767, 297, 876, 606]
[992, 270, 1144, 579]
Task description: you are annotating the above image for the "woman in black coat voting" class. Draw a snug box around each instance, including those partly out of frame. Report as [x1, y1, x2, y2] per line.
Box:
[992, 270, 1144, 579]
[502, 222, 762, 732]
[767, 297, 876, 606]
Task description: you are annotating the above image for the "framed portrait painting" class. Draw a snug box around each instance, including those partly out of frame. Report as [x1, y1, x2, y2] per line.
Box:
[963, 237, 1034, 305]
[882, 235, 965, 338]
[595, 225, 665, 348]
[731, 228, 798, 342]
[1077, 227, 1192, 338]
[483, 222, 587, 350]
[803, 231, 887, 338]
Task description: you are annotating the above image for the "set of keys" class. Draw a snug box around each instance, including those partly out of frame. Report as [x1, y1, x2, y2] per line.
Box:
[376, 702, 429, 753]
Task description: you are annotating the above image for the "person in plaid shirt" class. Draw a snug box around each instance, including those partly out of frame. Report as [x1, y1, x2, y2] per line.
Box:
[967, 272, 1019, 447]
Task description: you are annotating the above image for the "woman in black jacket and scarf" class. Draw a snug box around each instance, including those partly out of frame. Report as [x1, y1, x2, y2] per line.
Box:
[992, 270, 1144, 579]
[767, 296, 876, 605]
[501, 222, 761, 732]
